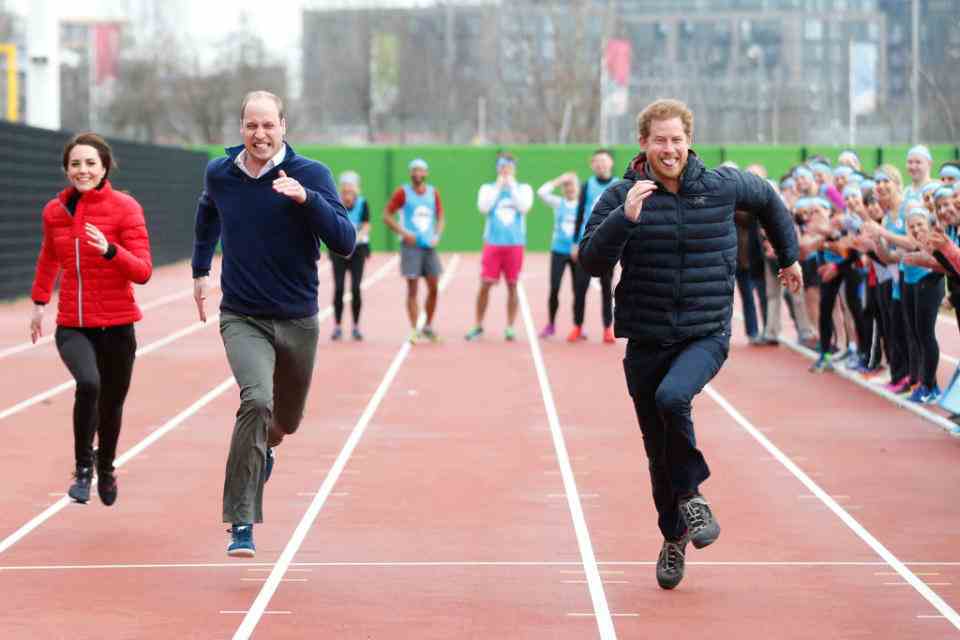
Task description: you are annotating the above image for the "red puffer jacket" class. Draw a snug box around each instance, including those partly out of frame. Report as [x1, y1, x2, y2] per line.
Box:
[31, 180, 153, 328]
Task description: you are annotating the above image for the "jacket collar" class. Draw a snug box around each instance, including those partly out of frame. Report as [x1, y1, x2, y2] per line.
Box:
[625, 150, 705, 191]
[225, 141, 295, 176]
[58, 179, 114, 206]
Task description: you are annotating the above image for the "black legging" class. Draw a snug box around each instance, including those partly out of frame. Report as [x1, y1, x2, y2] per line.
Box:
[880, 279, 910, 383]
[55, 324, 137, 473]
[548, 251, 576, 325]
[818, 263, 868, 355]
[573, 262, 613, 328]
[902, 273, 944, 388]
[331, 245, 368, 325]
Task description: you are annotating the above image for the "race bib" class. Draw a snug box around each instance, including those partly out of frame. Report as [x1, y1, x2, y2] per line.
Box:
[412, 205, 434, 232]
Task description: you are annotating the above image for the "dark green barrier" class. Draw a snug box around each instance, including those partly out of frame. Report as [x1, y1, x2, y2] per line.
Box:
[879, 145, 958, 188]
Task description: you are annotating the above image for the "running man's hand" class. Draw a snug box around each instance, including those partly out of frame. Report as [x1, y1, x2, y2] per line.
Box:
[194, 276, 209, 323]
[273, 170, 307, 204]
[85, 223, 109, 255]
[624, 180, 657, 222]
[29, 304, 43, 343]
[778, 261, 803, 293]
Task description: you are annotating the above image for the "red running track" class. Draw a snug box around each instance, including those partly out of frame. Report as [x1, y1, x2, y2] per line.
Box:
[0, 253, 957, 639]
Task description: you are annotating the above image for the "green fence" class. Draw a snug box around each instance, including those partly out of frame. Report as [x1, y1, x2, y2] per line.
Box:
[200, 143, 960, 252]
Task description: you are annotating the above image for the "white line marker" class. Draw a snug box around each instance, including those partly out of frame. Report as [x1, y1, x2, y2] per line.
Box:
[918, 614, 946, 619]
[241, 578, 308, 583]
[220, 611, 291, 615]
[230, 255, 460, 640]
[548, 493, 599, 499]
[885, 582, 952, 587]
[876, 572, 941, 576]
[705, 384, 960, 631]
[568, 613, 638, 618]
[517, 282, 616, 640]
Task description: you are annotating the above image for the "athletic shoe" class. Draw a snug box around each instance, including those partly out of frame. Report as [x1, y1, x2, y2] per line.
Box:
[97, 471, 118, 506]
[760, 336, 780, 346]
[331, 326, 343, 341]
[227, 524, 256, 558]
[409, 329, 421, 344]
[68, 466, 93, 503]
[603, 327, 615, 344]
[421, 326, 440, 343]
[539, 323, 555, 339]
[907, 385, 928, 403]
[747, 334, 763, 346]
[679, 494, 720, 549]
[352, 327, 363, 341]
[809, 353, 833, 373]
[465, 326, 483, 341]
[265, 447, 275, 483]
[884, 376, 911, 394]
[656, 536, 688, 590]
[566, 325, 584, 342]
[921, 385, 942, 404]
[504, 327, 516, 341]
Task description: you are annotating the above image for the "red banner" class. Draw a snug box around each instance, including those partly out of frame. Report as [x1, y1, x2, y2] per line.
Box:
[604, 39, 631, 87]
[93, 23, 122, 85]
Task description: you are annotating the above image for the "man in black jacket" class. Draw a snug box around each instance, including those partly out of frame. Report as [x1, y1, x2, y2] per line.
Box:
[580, 99, 802, 590]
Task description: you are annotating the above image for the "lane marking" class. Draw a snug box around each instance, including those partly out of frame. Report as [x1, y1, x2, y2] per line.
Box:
[705, 384, 960, 631]
[231, 255, 460, 640]
[220, 611, 291, 615]
[517, 281, 616, 640]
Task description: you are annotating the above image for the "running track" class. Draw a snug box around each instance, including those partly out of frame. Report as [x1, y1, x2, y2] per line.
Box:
[0, 253, 957, 639]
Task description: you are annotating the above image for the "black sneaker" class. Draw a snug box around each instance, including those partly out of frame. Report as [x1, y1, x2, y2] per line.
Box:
[68, 466, 93, 503]
[679, 494, 720, 549]
[227, 524, 256, 558]
[97, 471, 118, 506]
[264, 447, 275, 483]
[656, 537, 687, 589]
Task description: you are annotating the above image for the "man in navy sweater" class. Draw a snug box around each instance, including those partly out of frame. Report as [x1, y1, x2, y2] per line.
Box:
[192, 91, 356, 557]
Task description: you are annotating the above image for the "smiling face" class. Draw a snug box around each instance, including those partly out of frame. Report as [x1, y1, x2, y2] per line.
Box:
[640, 117, 689, 185]
[936, 198, 959, 227]
[907, 154, 931, 184]
[66, 145, 106, 192]
[590, 152, 613, 180]
[339, 182, 357, 208]
[241, 97, 286, 172]
[907, 213, 930, 242]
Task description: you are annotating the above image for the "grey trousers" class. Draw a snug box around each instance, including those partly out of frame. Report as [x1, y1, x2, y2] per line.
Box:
[219, 311, 319, 524]
[762, 259, 814, 340]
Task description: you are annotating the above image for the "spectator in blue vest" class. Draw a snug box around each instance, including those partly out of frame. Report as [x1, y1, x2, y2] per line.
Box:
[536, 171, 580, 338]
[192, 90, 356, 558]
[570, 149, 617, 343]
[331, 171, 370, 341]
[384, 158, 445, 343]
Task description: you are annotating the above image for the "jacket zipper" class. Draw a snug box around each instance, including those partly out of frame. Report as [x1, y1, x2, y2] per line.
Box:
[673, 192, 683, 334]
[75, 237, 83, 327]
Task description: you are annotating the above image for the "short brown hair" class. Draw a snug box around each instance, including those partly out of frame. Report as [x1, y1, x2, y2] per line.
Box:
[62, 132, 116, 183]
[240, 90, 285, 122]
[637, 99, 694, 142]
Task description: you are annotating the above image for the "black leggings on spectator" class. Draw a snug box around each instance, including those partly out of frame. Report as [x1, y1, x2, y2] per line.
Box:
[880, 280, 910, 383]
[332, 247, 367, 325]
[902, 274, 944, 389]
[548, 251, 576, 325]
[55, 324, 137, 473]
[818, 264, 867, 355]
[573, 262, 613, 328]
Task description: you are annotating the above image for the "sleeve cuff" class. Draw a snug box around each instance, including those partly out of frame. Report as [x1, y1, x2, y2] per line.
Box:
[103, 243, 117, 260]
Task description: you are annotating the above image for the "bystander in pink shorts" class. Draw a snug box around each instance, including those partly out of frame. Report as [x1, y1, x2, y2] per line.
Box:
[481, 244, 524, 284]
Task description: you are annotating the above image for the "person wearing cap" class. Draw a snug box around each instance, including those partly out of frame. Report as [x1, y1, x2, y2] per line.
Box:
[928, 187, 960, 333]
[578, 99, 801, 591]
[384, 158, 445, 343]
[834, 166, 854, 193]
[192, 90, 357, 558]
[569, 149, 617, 344]
[793, 166, 818, 197]
[811, 161, 845, 211]
[904, 145, 935, 203]
[939, 163, 960, 186]
[466, 151, 534, 342]
[838, 150, 862, 172]
[330, 171, 371, 341]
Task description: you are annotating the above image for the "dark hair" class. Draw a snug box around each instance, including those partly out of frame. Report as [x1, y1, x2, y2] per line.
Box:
[240, 90, 285, 122]
[863, 192, 877, 206]
[62, 132, 116, 186]
[593, 148, 614, 159]
[496, 150, 515, 163]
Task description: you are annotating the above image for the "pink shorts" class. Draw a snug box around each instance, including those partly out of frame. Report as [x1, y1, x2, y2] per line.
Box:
[481, 244, 524, 284]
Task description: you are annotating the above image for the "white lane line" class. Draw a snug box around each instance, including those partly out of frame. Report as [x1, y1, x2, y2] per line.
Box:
[241, 578, 308, 583]
[221, 611, 291, 615]
[517, 281, 616, 640]
[568, 613, 638, 618]
[876, 572, 941, 576]
[777, 339, 960, 436]
[230, 255, 460, 640]
[705, 384, 960, 631]
[0, 379, 235, 555]
[0, 259, 398, 553]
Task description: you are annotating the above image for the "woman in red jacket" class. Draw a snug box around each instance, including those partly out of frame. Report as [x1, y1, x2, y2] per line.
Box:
[29, 133, 152, 506]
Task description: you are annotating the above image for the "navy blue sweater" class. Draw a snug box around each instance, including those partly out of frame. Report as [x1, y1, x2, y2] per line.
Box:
[192, 143, 356, 319]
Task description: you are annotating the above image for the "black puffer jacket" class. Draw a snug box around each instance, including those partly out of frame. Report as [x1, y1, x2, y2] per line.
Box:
[580, 151, 799, 344]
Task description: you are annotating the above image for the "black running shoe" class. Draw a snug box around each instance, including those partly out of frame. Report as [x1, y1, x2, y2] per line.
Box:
[68, 466, 93, 503]
[97, 471, 118, 506]
[679, 494, 721, 549]
[656, 537, 687, 589]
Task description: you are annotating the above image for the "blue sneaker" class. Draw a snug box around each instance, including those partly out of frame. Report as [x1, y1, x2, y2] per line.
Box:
[921, 385, 942, 404]
[809, 353, 833, 373]
[907, 384, 928, 403]
[227, 524, 255, 558]
[265, 447, 275, 483]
